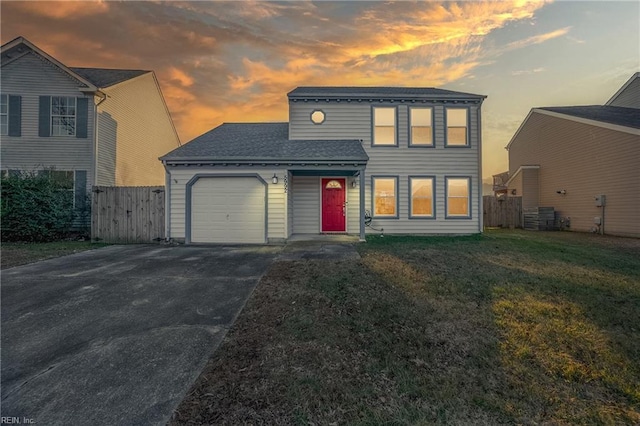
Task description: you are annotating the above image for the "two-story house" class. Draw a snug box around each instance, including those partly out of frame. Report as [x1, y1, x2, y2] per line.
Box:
[160, 86, 486, 244]
[1, 36, 180, 217]
[501, 72, 639, 237]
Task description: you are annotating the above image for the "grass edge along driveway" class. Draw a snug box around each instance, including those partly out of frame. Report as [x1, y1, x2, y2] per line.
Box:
[1, 241, 108, 269]
[177, 231, 636, 424]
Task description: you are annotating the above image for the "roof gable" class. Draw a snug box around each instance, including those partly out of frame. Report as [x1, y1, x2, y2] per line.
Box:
[1, 36, 97, 91]
[506, 105, 640, 150]
[2, 37, 150, 90]
[606, 72, 640, 107]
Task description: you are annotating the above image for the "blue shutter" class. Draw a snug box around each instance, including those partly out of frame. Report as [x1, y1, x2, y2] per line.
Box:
[8, 95, 21, 137]
[39, 96, 51, 137]
[74, 170, 88, 211]
[76, 97, 88, 138]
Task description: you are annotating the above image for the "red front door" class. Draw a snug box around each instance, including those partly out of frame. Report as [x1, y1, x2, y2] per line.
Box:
[322, 178, 346, 232]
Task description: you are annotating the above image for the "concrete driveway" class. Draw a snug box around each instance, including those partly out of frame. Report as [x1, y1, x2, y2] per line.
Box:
[1, 244, 281, 425]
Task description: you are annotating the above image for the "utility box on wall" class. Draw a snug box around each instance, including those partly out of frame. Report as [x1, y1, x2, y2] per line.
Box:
[594, 194, 606, 207]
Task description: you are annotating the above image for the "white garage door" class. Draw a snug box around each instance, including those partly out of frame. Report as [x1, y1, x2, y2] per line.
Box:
[191, 177, 266, 243]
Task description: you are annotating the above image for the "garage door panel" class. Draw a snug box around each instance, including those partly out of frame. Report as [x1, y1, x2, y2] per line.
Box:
[191, 177, 266, 243]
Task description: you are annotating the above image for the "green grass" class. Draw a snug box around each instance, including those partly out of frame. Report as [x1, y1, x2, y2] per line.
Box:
[171, 230, 640, 425]
[1, 240, 108, 269]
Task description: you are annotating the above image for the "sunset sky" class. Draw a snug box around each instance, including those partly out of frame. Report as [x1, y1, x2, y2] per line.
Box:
[2, 1, 638, 181]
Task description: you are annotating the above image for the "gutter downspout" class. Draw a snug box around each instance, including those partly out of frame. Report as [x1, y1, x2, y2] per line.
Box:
[93, 90, 107, 186]
[163, 161, 171, 241]
[478, 105, 484, 233]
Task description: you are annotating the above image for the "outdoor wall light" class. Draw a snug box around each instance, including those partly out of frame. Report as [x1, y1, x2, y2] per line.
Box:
[272, 174, 278, 184]
[556, 189, 566, 195]
[351, 179, 357, 188]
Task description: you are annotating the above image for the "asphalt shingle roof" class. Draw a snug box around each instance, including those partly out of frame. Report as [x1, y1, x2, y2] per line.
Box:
[539, 106, 640, 129]
[288, 86, 486, 99]
[161, 123, 369, 163]
[70, 67, 149, 88]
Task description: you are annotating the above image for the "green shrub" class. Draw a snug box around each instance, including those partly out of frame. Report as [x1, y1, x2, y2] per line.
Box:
[1, 172, 75, 242]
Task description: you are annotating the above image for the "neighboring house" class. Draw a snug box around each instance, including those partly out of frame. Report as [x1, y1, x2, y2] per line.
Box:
[161, 86, 486, 244]
[0, 36, 180, 217]
[502, 72, 640, 237]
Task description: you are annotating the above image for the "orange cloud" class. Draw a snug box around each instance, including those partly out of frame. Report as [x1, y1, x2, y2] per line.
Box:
[11, 0, 109, 19]
[167, 67, 194, 87]
[167, 1, 558, 143]
[504, 27, 571, 50]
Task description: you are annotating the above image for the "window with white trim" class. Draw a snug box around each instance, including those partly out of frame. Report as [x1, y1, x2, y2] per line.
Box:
[410, 108, 433, 146]
[410, 177, 434, 217]
[0, 94, 8, 136]
[372, 177, 397, 217]
[51, 96, 77, 136]
[373, 107, 396, 145]
[446, 108, 468, 146]
[446, 177, 470, 217]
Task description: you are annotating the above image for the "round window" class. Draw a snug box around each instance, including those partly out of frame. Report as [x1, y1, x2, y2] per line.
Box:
[310, 110, 325, 124]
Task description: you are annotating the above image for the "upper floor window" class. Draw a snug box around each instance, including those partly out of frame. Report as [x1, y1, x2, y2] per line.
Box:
[446, 108, 468, 146]
[446, 177, 471, 218]
[373, 107, 396, 146]
[372, 176, 398, 217]
[0, 94, 7, 136]
[410, 108, 433, 146]
[51, 96, 77, 136]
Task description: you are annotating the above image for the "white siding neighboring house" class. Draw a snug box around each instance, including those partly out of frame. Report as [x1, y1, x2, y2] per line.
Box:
[161, 87, 486, 244]
[502, 72, 640, 237]
[0, 36, 180, 220]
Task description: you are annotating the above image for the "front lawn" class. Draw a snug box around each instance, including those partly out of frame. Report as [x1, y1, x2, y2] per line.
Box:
[171, 230, 640, 425]
[1, 241, 108, 269]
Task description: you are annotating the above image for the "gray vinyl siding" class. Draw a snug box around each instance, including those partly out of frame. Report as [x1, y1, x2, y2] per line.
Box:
[292, 176, 320, 233]
[0, 51, 94, 194]
[96, 110, 117, 185]
[607, 77, 640, 108]
[166, 167, 288, 241]
[287, 171, 294, 237]
[346, 178, 361, 233]
[98, 73, 180, 186]
[289, 101, 481, 234]
[508, 111, 640, 237]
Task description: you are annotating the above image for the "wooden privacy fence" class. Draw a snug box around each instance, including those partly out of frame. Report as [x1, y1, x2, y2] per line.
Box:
[483, 195, 522, 229]
[92, 186, 165, 243]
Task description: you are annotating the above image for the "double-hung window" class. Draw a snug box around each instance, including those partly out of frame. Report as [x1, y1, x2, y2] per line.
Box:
[446, 177, 471, 218]
[410, 177, 434, 218]
[51, 96, 77, 136]
[446, 108, 468, 146]
[0, 94, 8, 136]
[410, 108, 433, 146]
[373, 107, 396, 145]
[372, 177, 398, 217]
